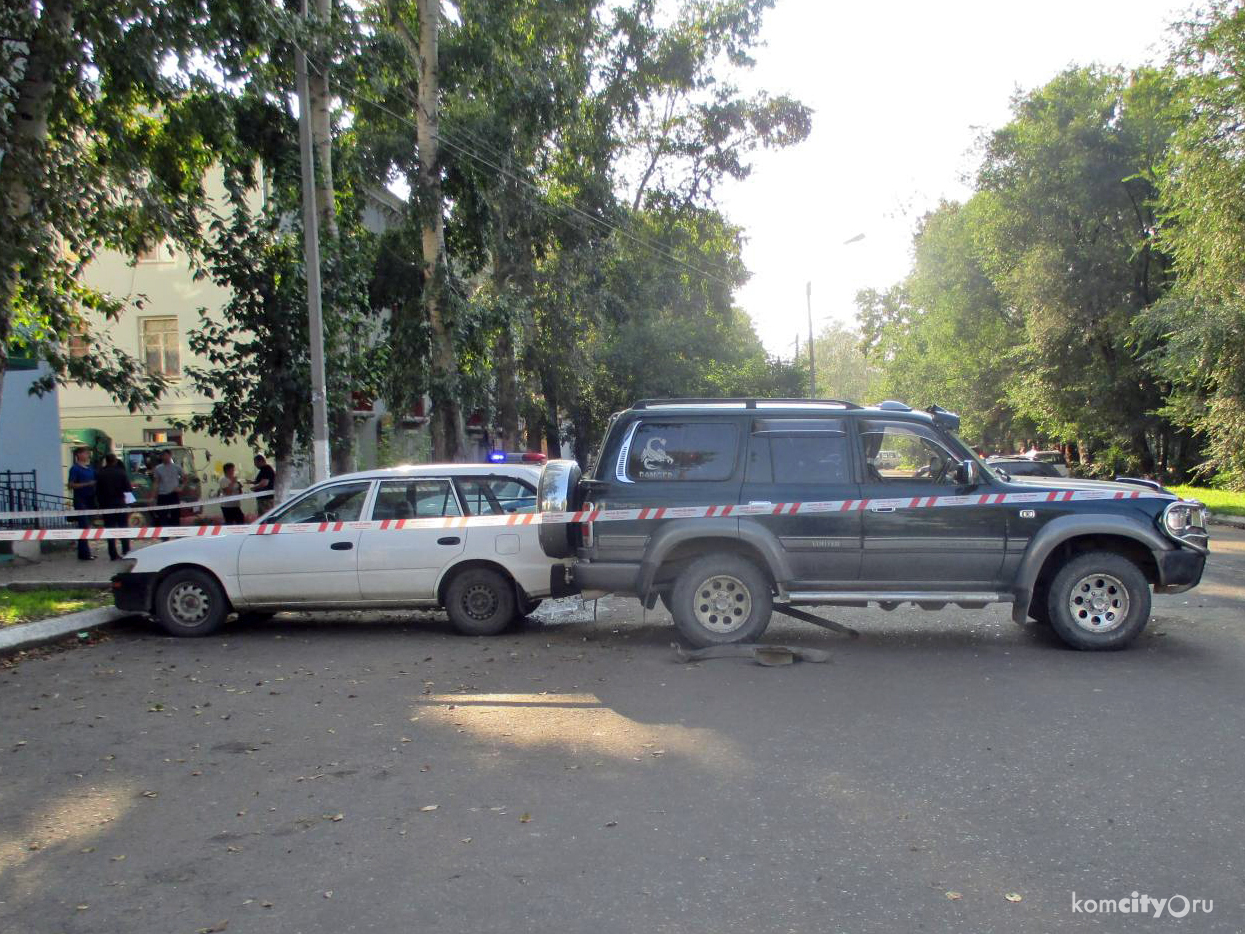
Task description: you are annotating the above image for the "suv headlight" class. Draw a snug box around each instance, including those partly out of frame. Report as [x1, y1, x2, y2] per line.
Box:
[1163, 501, 1207, 543]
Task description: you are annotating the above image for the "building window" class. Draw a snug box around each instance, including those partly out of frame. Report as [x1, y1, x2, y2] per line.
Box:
[137, 240, 174, 264]
[140, 317, 180, 377]
[143, 429, 183, 445]
[67, 324, 89, 360]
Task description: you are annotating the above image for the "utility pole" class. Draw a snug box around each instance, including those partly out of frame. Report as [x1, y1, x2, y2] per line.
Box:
[806, 281, 815, 399]
[295, 0, 329, 484]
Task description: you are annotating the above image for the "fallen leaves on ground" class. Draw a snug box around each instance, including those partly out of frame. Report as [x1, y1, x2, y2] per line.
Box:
[1004, 893, 1023, 903]
[945, 891, 962, 901]
[419, 805, 438, 812]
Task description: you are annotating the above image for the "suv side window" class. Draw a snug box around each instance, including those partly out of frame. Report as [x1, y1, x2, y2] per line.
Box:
[621, 421, 739, 482]
[747, 419, 849, 484]
[859, 420, 959, 484]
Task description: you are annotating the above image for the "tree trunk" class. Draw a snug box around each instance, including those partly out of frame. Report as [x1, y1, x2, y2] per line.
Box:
[1131, 428, 1155, 476]
[0, 0, 73, 421]
[414, 0, 463, 461]
[495, 323, 520, 451]
[309, 0, 355, 473]
[331, 408, 355, 473]
[273, 428, 298, 506]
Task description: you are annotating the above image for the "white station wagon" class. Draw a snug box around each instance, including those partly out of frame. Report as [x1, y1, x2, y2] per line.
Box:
[112, 464, 572, 637]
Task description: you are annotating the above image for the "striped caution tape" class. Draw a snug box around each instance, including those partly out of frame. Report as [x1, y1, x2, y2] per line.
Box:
[0, 490, 267, 520]
[0, 488, 1176, 542]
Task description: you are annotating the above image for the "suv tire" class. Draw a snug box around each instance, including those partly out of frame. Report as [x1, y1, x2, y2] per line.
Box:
[1045, 551, 1151, 650]
[445, 568, 516, 636]
[154, 568, 229, 637]
[670, 553, 773, 647]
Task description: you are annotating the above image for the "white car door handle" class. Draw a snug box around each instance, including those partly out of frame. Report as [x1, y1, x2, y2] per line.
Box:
[748, 501, 772, 506]
[870, 505, 896, 513]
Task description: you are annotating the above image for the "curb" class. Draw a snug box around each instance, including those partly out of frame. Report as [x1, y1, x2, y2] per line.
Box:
[0, 606, 134, 655]
[1207, 513, 1245, 531]
[0, 580, 112, 592]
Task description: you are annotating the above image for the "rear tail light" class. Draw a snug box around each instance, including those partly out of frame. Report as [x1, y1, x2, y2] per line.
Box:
[580, 502, 594, 548]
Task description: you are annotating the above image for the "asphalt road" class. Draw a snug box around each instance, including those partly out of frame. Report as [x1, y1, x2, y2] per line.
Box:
[2, 529, 1242, 934]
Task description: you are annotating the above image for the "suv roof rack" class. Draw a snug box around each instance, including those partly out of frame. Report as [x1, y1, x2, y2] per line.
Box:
[632, 397, 863, 410]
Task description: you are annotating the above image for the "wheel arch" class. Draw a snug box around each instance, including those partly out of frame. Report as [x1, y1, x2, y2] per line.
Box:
[640, 528, 781, 599]
[151, 562, 234, 614]
[1014, 516, 1166, 622]
[436, 558, 524, 607]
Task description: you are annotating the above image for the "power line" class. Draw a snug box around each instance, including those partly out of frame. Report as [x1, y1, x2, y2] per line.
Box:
[294, 43, 741, 288]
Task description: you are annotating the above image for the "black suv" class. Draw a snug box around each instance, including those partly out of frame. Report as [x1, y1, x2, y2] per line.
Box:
[538, 398, 1209, 650]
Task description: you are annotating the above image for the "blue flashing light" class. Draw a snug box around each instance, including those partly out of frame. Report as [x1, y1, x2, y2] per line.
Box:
[488, 451, 507, 463]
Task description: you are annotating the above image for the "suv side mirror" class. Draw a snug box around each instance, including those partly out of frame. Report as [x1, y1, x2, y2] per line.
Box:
[956, 459, 979, 486]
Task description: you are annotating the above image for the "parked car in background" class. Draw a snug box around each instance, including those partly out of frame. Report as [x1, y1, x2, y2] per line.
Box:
[1023, 449, 1071, 477]
[113, 464, 571, 637]
[986, 456, 1062, 478]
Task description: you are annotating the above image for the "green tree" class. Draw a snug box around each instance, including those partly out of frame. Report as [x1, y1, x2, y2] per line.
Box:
[974, 66, 1183, 472]
[0, 0, 271, 419]
[864, 67, 1188, 471]
[810, 322, 881, 405]
[1147, 1, 1245, 487]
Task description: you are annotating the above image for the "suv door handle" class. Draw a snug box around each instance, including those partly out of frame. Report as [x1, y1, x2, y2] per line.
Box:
[748, 501, 772, 506]
[330, 541, 354, 550]
[437, 536, 461, 546]
[870, 505, 896, 513]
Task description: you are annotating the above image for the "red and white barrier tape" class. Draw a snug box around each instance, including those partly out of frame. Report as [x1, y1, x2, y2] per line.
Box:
[0, 490, 267, 520]
[0, 488, 1175, 542]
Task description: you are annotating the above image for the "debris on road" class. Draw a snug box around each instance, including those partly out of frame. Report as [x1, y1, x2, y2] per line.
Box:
[671, 642, 831, 665]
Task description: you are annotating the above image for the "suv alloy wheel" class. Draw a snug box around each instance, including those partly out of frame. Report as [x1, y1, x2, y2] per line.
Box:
[670, 553, 774, 647]
[1045, 551, 1152, 650]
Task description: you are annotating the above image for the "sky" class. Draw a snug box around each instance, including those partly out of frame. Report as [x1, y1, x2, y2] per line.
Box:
[720, 0, 1193, 357]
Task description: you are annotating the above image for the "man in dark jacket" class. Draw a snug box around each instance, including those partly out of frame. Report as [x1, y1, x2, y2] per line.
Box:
[95, 453, 134, 560]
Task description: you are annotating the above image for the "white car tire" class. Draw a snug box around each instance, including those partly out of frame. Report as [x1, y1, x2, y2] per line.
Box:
[445, 568, 516, 636]
[154, 568, 229, 637]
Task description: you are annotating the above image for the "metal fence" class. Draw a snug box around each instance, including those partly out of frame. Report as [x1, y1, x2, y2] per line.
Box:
[0, 469, 74, 530]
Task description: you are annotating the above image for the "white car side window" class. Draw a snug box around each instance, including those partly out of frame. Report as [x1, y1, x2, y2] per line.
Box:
[372, 479, 462, 519]
[270, 482, 372, 523]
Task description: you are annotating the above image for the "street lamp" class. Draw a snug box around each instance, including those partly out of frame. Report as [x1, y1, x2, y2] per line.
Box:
[807, 233, 866, 398]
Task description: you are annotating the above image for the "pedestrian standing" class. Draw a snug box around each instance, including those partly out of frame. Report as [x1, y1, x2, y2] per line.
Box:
[67, 447, 97, 561]
[153, 450, 184, 533]
[219, 462, 246, 525]
[250, 454, 276, 516]
[95, 453, 134, 560]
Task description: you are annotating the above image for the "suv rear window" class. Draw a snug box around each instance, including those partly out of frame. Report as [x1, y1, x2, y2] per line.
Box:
[623, 421, 739, 482]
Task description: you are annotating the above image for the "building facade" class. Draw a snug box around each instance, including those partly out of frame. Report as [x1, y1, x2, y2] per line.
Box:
[57, 174, 417, 494]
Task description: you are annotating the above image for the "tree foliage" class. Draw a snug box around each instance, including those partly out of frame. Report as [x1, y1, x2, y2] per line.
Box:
[863, 66, 1199, 476]
[0, 0, 272, 416]
[1145, 1, 1245, 487]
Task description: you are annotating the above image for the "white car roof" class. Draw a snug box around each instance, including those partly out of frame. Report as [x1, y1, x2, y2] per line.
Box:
[317, 463, 543, 483]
